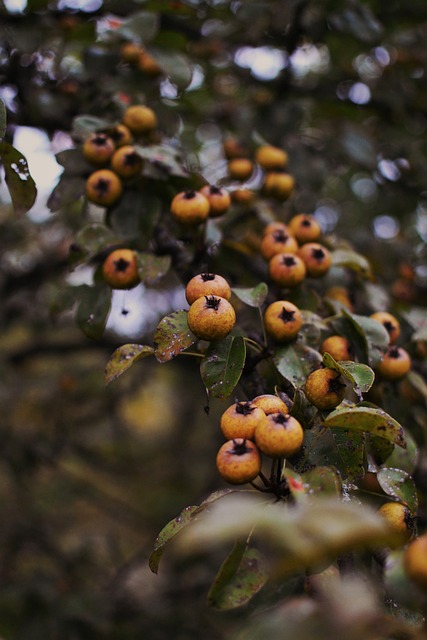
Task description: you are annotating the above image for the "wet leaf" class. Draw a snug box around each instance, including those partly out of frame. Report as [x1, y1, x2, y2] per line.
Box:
[47, 176, 86, 212]
[0, 142, 37, 214]
[302, 428, 364, 482]
[154, 310, 196, 363]
[331, 249, 372, 278]
[72, 114, 111, 139]
[324, 406, 406, 449]
[149, 505, 199, 574]
[55, 148, 91, 174]
[137, 253, 171, 285]
[150, 50, 193, 88]
[232, 282, 268, 307]
[175, 493, 397, 577]
[377, 468, 418, 513]
[76, 285, 111, 340]
[331, 428, 365, 481]
[200, 335, 246, 399]
[273, 342, 322, 388]
[322, 353, 375, 397]
[383, 429, 419, 474]
[105, 344, 154, 386]
[108, 190, 162, 243]
[207, 540, 268, 610]
[303, 466, 342, 497]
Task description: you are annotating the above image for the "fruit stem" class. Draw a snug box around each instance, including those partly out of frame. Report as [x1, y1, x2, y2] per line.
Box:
[243, 336, 264, 352]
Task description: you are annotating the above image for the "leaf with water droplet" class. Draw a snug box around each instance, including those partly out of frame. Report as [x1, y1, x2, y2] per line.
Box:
[207, 540, 268, 610]
[105, 344, 154, 386]
[324, 406, 406, 449]
[154, 310, 196, 363]
[0, 142, 37, 214]
[232, 282, 268, 307]
[200, 336, 246, 398]
[303, 465, 342, 497]
[377, 468, 418, 513]
[322, 352, 375, 397]
[149, 505, 199, 574]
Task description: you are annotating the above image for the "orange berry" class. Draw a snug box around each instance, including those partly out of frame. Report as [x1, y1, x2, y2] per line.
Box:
[305, 368, 346, 411]
[288, 214, 321, 244]
[111, 145, 143, 178]
[227, 158, 254, 181]
[378, 502, 415, 546]
[122, 105, 157, 134]
[298, 242, 332, 277]
[199, 185, 231, 218]
[376, 346, 411, 380]
[260, 228, 299, 261]
[86, 169, 123, 207]
[370, 311, 401, 345]
[108, 123, 133, 147]
[320, 335, 352, 361]
[185, 273, 231, 305]
[187, 295, 236, 341]
[170, 190, 210, 225]
[268, 253, 307, 287]
[82, 132, 116, 166]
[404, 534, 427, 590]
[264, 300, 302, 342]
[263, 172, 295, 200]
[251, 394, 289, 415]
[216, 438, 262, 484]
[255, 145, 288, 171]
[220, 400, 268, 441]
[254, 413, 304, 458]
[102, 249, 140, 289]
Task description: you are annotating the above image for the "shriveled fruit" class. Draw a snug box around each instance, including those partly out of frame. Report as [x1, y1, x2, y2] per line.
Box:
[199, 185, 231, 218]
[111, 145, 143, 178]
[82, 132, 116, 166]
[298, 242, 331, 277]
[187, 295, 236, 341]
[86, 169, 123, 207]
[305, 368, 346, 411]
[376, 346, 411, 380]
[170, 190, 210, 225]
[122, 104, 157, 134]
[370, 311, 401, 345]
[320, 335, 352, 361]
[220, 400, 268, 441]
[102, 249, 140, 289]
[288, 214, 321, 244]
[216, 438, 262, 484]
[264, 300, 302, 342]
[185, 273, 231, 305]
[404, 534, 427, 590]
[268, 253, 306, 287]
[255, 412, 304, 458]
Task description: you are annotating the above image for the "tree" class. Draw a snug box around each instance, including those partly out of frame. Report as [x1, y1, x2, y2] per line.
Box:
[1, 1, 427, 638]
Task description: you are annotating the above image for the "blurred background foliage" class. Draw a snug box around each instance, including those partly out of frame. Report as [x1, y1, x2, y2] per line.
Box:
[0, 0, 427, 638]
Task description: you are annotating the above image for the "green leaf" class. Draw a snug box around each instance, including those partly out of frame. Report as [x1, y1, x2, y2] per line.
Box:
[136, 252, 171, 285]
[302, 428, 364, 482]
[232, 282, 268, 307]
[383, 429, 419, 474]
[377, 468, 418, 513]
[150, 50, 193, 88]
[108, 190, 161, 242]
[47, 176, 86, 212]
[322, 353, 375, 397]
[200, 335, 246, 399]
[273, 342, 322, 388]
[324, 406, 406, 449]
[0, 98, 6, 140]
[116, 11, 159, 43]
[105, 344, 154, 386]
[331, 249, 372, 278]
[72, 115, 111, 139]
[74, 224, 119, 260]
[0, 142, 37, 214]
[135, 143, 189, 178]
[342, 309, 390, 366]
[175, 494, 397, 577]
[281, 468, 307, 503]
[302, 466, 342, 497]
[76, 285, 111, 341]
[207, 540, 268, 610]
[154, 310, 196, 362]
[149, 505, 199, 574]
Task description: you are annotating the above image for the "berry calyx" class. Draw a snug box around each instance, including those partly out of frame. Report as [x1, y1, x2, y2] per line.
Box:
[298, 242, 332, 277]
[264, 300, 303, 342]
[102, 249, 140, 289]
[370, 311, 401, 345]
[170, 190, 210, 225]
[376, 346, 411, 380]
[82, 132, 116, 166]
[187, 295, 236, 341]
[185, 273, 232, 305]
[220, 401, 268, 441]
[254, 413, 304, 458]
[85, 169, 123, 207]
